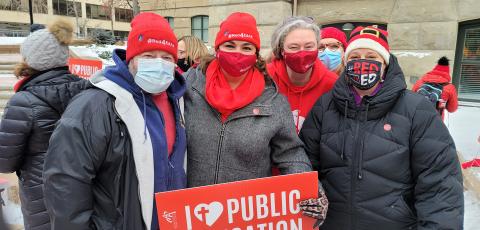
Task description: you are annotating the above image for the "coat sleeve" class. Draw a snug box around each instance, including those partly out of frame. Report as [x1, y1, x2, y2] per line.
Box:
[444, 84, 458, 113]
[270, 96, 312, 174]
[43, 93, 110, 230]
[299, 99, 324, 171]
[410, 98, 464, 230]
[0, 92, 33, 173]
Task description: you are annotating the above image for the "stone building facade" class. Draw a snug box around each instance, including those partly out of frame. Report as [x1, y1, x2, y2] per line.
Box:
[142, 0, 480, 100]
[0, 0, 133, 40]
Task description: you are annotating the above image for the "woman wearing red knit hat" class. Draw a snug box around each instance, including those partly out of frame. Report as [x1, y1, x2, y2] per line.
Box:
[412, 56, 458, 120]
[43, 12, 187, 230]
[268, 17, 338, 134]
[300, 26, 463, 230]
[184, 12, 328, 226]
[318, 27, 347, 76]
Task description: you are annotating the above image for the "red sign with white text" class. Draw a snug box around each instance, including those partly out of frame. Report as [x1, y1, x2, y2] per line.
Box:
[155, 172, 318, 230]
[68, 58, 102, 79]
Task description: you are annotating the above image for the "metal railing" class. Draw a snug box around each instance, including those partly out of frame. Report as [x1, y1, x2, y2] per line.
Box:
[0, 29, 29, 37]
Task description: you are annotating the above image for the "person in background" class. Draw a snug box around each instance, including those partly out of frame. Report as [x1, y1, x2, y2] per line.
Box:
[29, 23, 45, 33]
[318, 27, 347, 76]
[43, 12, 186, 230]
[268, 17, 338, 133]
[300, 26, 464, 230]
[412, 56, 458, 120]
[176, 35, 209, 74]
[184, 12, 329, 226]
[0, 19, 87, 230]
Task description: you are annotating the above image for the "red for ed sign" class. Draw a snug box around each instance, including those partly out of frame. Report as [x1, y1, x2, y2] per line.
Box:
[155, 172, 318, 230]
[68, 58, 103, 79]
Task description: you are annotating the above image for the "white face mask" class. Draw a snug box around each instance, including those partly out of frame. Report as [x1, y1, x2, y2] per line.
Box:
[134, 58, 175, 94]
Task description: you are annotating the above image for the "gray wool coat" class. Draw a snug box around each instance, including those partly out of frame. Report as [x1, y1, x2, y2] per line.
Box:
[184, 67, 312, 187]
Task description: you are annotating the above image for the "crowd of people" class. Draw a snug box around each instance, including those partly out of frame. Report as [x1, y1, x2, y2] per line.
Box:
[0, 10, 463, 230]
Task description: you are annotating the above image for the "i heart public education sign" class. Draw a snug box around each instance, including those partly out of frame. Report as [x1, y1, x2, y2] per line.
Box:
[155, 172, 318, 230]
[68, 58, 102, 79]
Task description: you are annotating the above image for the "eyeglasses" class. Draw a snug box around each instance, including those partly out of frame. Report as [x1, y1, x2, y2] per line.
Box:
[318, 42, 343, 52]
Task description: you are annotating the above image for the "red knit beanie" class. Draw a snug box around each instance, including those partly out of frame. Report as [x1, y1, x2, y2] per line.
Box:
[126, 12, 178, 62]
[215, 12, 260, 50]
[321, 27, 347, 49]
[433, 56, 450, 73]
[345, 26, 390, 64]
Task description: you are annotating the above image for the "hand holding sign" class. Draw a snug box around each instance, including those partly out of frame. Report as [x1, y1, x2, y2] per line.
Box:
[299, 188, 329, 228]
[155, 172, 319, 230]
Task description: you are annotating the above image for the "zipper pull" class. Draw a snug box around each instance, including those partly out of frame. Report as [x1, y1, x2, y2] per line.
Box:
[358, 172, 363, 180]
[169, 161, 174, 168]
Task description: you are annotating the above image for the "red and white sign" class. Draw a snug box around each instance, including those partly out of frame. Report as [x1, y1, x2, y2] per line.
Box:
[68, 58, 103, 79]
[155, 172, 318, 230]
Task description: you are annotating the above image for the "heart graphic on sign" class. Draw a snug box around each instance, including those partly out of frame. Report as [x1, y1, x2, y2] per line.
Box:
[193, 202, 223, 226]
[74, 65, 81, 74]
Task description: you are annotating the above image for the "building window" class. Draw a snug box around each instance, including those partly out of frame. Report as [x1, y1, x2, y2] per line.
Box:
[321, 22, 388, 39]
[165, 16, 174, 29]
[52, 0, 82, 17]
[191, 15, 208, 43]
[453, 19, 480, 102]
[0, 0, 47, 14]
[86, 4, 109, 20]
[115, 8, 133, 23]
[114, 30, 128, 41]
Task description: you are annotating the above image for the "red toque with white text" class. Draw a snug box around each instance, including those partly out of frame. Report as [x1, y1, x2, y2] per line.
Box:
[126, 12, 178, 62]
[215, 12, 260, 50]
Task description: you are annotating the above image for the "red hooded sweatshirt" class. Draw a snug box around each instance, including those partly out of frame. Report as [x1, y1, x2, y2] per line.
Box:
[412, 69, 458, 118]
[267, 58, 338, 133]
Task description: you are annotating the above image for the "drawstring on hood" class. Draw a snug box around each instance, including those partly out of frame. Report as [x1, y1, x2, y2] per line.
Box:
[340, 100, 348, 160]
[141, 91, 148, 142]
[357, 100, 370, 180]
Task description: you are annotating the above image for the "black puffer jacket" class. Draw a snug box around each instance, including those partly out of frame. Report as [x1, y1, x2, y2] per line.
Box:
[0, 67, 87, 230]
[299, 55, 463, 230]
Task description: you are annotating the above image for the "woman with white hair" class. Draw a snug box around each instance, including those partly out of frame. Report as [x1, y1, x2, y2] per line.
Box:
[267, 16, 338, 133]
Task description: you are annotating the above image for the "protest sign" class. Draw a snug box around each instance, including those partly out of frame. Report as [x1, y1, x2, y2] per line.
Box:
[68, 58, 102, 79]
[156, 172, 318, 230]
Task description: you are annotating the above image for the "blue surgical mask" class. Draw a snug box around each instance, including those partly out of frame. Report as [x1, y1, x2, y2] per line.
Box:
[134, 58, 175, 94]
[318, 48, 342, 71]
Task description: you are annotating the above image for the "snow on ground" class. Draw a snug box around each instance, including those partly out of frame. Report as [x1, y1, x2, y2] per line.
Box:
[445, 104, 480, 228]
[0, 37, 25, 45]
[465, 190, 480, 229]
[445, 104, 480, 161]
[70, 44, 125, 67]
[1, 188, 23, 226]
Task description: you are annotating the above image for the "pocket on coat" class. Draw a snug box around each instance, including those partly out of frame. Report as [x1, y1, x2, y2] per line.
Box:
[384, 196, 416, 223]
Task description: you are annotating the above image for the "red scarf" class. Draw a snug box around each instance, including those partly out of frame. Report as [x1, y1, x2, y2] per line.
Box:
[14, 77, 30, 92]
[205, 59, 265, 122]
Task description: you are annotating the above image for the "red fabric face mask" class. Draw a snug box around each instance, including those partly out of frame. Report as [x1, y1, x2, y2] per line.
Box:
[216, 50, 257, 77]
[283, 50, 318, 74]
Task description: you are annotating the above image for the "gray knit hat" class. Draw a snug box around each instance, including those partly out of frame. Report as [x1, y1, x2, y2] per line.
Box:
[20, 19, 73, 71]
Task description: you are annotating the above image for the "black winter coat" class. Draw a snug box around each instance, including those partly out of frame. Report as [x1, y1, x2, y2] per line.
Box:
[0, 67, 87, 230]
[299, 56, 464, 230]
[43, 86, 145, 230]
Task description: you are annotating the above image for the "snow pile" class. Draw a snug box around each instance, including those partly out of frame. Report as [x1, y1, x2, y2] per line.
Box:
[70, 44, 126, 67]
[392, 51, 432, 58]
[0, 37, 25, 45]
